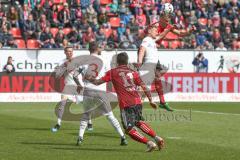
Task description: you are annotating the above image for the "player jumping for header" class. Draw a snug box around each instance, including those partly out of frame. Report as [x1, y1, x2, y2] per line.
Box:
[137, 3, 196, 111]
[86, 52, 164, 152]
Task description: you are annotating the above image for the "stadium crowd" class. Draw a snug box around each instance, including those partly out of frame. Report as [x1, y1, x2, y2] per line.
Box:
[0, 0, 239, 50]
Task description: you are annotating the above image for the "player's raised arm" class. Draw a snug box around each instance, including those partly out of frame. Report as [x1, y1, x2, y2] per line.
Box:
[172, 25, 196, 37]
[137, 46, 146, 66]
[85, 70, 112, 86]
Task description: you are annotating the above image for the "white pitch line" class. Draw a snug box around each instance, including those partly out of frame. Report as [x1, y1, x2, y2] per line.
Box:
[175, 109, 240, 116]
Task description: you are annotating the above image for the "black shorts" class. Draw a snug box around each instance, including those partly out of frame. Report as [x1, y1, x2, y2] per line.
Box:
[120, 104, 144, 130]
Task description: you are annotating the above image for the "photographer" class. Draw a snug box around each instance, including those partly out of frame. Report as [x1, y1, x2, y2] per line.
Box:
[192, 52, 208, 73]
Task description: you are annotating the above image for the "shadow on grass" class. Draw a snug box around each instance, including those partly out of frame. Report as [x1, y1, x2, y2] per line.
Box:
[21, 142, 75, 146]
[9, 127, 76, 131]
[68, 132, 118, 139]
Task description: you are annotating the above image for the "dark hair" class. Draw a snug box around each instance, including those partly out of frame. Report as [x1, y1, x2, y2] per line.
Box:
[89, 42, 98, 53]
[117, 52, 128, 65]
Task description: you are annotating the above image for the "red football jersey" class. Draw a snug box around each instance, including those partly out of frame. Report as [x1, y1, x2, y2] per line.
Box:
[156, 18, 173, 44]
[101, 65, 142, 109]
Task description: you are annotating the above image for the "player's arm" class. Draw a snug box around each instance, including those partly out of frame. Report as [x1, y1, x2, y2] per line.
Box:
[137, 46, 146, 66]
[86, 77, 105, 85]
[172, 26, 196, 37]
[85, 70, 111, 85]
[73, 68, 83, 93]
[155, 26, 174, 42]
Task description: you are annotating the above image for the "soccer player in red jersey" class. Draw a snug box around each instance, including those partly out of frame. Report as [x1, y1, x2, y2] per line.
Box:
[86, 52, 164, 152]
[138, 3, 196, 111]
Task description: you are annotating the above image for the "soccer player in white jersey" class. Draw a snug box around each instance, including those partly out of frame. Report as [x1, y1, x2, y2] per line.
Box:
[138, 3, 195, 111]
[77, 42, 127, 146]
[51, 46, 90, 132]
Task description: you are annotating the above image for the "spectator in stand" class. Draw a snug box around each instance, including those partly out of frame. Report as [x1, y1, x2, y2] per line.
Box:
[107, 29, 119, 47]
[48, 38, 60, 48]
[196, 29, 207, 47]
[149, 9, 160, 24]
[181, 0, 195, 17]
[216, 42, 227, 51]
[232, 17, 240, 34]
[62, 38, 69, 48]
[196, 7, 208, 19]
[36, 14, 50, 37]
[123, 27, 137, 49]
[108, 0, 118, 14]
[117, 21, 126, 40]
[82, 26, 95, 48]
[81, 0, 91, 13]
[5, 36, 17, 48]
[55, 28, 67, 47]
[222, 26, 233, 49]
[98, 7, 108, 25]
[211, 28, 222, 48]
[127, 16, 138, 33]
[203, 41, 214, 50]
[135, 8, 146, 28]
[174, 10, 186, 28]
[0, 15, 12, 30]
[212, 11, 221, 28]
[223, 8, 236, 22]
[0, 3, 5, 17]
[23, 14, 37, 41]
[31, 2, 44, 21]
[8, 6, 19, 28]
[86, 4, 97, 23]
[95, 27, 107, 47]
[24, 0, 38, 9]
[39, 26, 53, 48]
[58, 3, 71, 27]
[49, 4, 60, 27]
[206, 0, 215, 18]
[120, 8, 132, 25]
[67, 26, 81, 47]
[90, 17, 100, 32]
[22, 3, 31, 21]
[3, 56, 15, 73]
[188, 10, 198, 26]
[142, 0, 155, 18]
[0, 25, 14, 48]
[74, 5, 82, 22]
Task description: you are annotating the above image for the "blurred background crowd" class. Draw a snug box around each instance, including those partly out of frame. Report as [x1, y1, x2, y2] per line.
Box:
[0, 0, 239, 50]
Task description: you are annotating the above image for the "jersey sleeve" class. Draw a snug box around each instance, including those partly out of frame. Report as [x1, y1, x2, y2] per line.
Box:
[101, 70, 112, 82]
[141, 37, 149, 48]
[133, 71, 143, 86]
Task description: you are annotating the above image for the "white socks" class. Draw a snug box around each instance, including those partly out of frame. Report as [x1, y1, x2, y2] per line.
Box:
[106, 112, 125, 138]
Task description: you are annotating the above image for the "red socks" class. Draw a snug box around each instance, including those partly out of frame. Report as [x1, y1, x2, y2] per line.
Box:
[136, 121, 156, 138]
[155, 79, 166, 104]
[127, 128, 148, 144]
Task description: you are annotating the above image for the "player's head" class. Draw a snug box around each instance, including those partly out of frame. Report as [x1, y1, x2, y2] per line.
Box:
[161, 3, 174, 20]
[117, 52, 128, 66]
[64, 46, 73, 60]
[89, 42, 101, 55]
[147, 24, 158, 39]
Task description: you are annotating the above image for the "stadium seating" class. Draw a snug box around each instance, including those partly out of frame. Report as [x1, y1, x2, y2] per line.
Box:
[161, 40, 169, 48]
[165, 32, 178, 40]
[27, 39, 40, 49]
[100, 0, 113, 5]
[198, 18, 208, 26]
[103, 28, 112, 38]
[109, 17, 120, 28]
[63, 28, 72, 35]
[15, 39, 26, 49]
[169, 40, 180, 49]
[50, 28, 59, 38]
[10, 28, 22, 38]
[53, 0, 66, 4]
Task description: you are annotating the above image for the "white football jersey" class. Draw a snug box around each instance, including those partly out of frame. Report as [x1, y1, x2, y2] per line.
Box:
[141, 36, 159, 63]
[83, 54, 108, 91]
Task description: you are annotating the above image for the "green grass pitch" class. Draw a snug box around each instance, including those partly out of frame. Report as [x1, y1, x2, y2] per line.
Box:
[0, 102, 240, 160]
